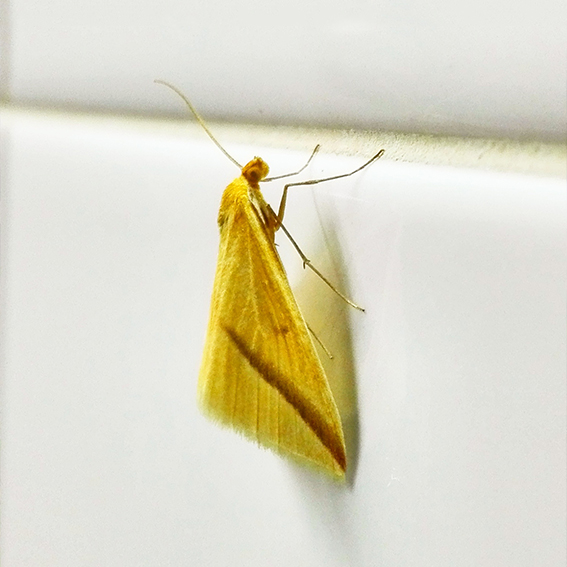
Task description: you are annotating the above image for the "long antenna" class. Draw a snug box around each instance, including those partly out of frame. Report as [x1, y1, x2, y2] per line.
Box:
[154, 79, 242, 169]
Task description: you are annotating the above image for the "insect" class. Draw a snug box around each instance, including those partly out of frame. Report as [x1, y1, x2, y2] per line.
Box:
[156, 81, 383, 478]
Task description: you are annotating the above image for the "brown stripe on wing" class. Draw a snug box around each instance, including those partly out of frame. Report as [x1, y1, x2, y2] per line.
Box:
[224, 326, 346, 472]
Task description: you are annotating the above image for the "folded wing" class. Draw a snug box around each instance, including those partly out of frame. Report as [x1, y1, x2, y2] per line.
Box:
[198, 179, 346, 477]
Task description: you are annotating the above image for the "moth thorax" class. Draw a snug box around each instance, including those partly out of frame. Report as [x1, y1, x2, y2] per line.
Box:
[242, 158, 270, 186]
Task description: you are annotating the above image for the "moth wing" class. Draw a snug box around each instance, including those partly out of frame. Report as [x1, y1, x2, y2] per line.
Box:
[198, 186, 346, 477]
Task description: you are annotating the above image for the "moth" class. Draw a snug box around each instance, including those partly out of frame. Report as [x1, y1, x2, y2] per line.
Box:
[156, 81, 383, 478]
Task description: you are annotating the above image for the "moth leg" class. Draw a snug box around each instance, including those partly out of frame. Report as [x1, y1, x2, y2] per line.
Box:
[264, 144, 320, 184]
[306, 322, 333, 359]
[268, 205, 364, 312]
[276, 149, 384, 226]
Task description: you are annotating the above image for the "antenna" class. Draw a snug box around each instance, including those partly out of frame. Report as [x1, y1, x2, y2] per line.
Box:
[154, 79, 242, 169]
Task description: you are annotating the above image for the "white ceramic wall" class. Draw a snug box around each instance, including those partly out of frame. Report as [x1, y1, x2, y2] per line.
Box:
[0, 1, 565, 566]
[3, 0, 566, 140]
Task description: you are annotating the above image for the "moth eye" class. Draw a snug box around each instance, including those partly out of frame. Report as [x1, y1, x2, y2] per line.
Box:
[248, 168, 261, 183]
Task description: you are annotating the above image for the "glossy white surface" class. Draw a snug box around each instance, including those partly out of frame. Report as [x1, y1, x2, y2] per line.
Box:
[3, 0, 566, 140]
[1, 111, 565, 566]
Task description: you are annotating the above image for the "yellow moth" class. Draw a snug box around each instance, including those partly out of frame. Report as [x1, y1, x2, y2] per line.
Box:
[156, 81, 383, 478]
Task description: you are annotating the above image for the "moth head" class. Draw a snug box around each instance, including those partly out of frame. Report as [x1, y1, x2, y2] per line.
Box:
[242, 158, 270, 186]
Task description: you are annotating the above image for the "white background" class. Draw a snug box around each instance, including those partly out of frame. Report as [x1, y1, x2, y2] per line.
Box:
[1, 1, 566, 566]
[3, 0, 566, 140]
